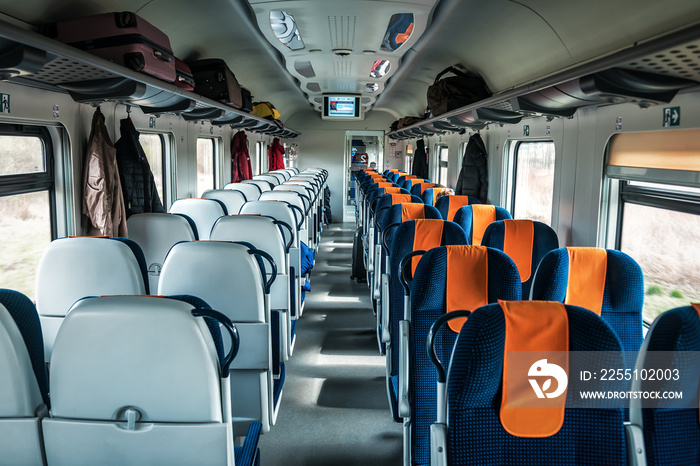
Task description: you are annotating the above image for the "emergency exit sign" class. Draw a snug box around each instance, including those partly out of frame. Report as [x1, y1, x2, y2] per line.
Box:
[663, 106, 680, 127]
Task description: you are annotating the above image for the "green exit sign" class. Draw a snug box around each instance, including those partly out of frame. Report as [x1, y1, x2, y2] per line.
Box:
[663, 106, 680, 127]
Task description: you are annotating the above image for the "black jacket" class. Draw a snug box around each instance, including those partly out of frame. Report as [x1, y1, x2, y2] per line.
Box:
[411, 139, 429, 179]
[115, 118, 164, 218]
[456, 134, 488, 202]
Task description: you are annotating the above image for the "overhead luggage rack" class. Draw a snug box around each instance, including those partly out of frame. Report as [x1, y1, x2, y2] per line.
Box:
[0, 18, 300, 138]
[388, 24, 700, 140]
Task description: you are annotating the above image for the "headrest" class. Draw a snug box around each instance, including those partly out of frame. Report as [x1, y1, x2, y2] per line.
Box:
[383, 187, 402, 194]
[375, 182, 393, 188]
[243, 179, 272, 193]
[36, 237, 146, 318]
[169, 198, 226, 240]
[0, 294, 46, 415]
[390, 194, 413, 205]
[444, 195, 474, 221]
[499, 300, 568, 438]
[224, 182, 262, 201]
[51, 296, 223, 423]
[159, 241, 266, 322]
[202, 189, 246, 215]
[564, 247, 607, 316]
[446, 245, 490, 332]
[398, 203, 425, 222]
[470, 205, 497, 245]
[502, 220, 534, 282]
[411, 219, 444, 274]
[211, 216, 286, 268]
[239, 200, 298, 246]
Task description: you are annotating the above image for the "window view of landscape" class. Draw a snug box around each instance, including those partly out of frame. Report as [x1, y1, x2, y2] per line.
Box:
[140, 133, 164, 203]
[0, 136, 51, 301]
[513, 141, 555, 225]
[620, 203, 700, 323]
[197, 138, 215, 196]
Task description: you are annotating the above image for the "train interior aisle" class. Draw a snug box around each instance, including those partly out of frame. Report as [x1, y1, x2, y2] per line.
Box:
[259, 224, 402, 465]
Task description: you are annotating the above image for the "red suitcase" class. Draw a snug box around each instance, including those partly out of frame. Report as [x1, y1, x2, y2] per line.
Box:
[174, 58, 195, 91]
[45, 11, 176, 83]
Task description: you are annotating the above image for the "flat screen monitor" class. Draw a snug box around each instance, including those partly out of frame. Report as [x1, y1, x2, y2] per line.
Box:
[322, 95, 363, 120]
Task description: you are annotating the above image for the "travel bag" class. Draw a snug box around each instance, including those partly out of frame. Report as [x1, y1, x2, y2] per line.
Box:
[252, 101, 281, 120]
[351, 227, 367, 283]
[188, 58, 243, 108]
[45, 11, 176, 83]
[174, 58, 195, 91]
[241, 87, 253, 112]
[426, 66, 490, 117]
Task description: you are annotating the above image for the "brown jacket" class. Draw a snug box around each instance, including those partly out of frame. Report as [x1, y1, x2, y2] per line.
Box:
[81, 108, 128, 237]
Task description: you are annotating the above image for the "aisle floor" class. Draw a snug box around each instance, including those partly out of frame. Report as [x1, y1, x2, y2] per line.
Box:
[258, 223, 403, 465]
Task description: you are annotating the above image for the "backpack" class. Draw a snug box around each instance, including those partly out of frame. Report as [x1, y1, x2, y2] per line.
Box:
[252, 101, 281, 120]
[427, 66, 490, 117]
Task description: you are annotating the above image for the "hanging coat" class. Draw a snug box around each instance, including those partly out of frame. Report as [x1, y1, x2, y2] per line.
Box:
[231, 131, 253, 182]
[455, 133, 488, 203]
[115, 117, 165, 218]
[411, 139, 429, 179]
[268, 137, 285, 171]
[81, 108, 128, 237]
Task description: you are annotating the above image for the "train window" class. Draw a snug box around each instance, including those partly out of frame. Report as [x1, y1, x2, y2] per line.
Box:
[509, 141, 555, 224]
[0, 127, 55, 301]
[604, 129, 700, 323]
[436, 144, 449, 186]
[140, 133, 166, 203]
[404, 143, 413, 172]
[196, 138, 216, 196]
[256, 141, 266, 175]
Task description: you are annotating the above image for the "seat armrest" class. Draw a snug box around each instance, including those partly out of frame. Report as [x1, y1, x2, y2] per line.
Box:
[398, 319, 411, 418]
[625, 423, 647, 466]
[430, 422, 447, 466]
[381, 273, 390, 343]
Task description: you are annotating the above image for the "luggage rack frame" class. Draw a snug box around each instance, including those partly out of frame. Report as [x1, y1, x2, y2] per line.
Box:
[0, 18, 300, 138]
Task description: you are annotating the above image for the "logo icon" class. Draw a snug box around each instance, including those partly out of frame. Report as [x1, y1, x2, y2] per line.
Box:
[528, 359, 568, 399]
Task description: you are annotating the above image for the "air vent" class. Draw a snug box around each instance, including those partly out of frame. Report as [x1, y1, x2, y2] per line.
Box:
[294, 60, 315, 78]
[306, 82, 321, 92]
[333, 61, 352, 77]
[328, 15, 356, 49]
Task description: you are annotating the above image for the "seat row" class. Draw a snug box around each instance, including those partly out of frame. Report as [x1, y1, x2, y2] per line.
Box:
[0, 167, 329, 465]
[353, 168, 692, 466]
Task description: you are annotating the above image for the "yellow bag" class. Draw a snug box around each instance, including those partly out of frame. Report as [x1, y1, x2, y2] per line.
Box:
[252, 101, 281, 120]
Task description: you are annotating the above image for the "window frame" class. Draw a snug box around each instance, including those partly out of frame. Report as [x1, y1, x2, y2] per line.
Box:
[196, 137, 220, 195]
[601, 130, 700, 324]
[435, 143, 449, 186]
[139, 132, 172, 206]
[505, 139, 556, 224]
[0, 123, 57, 237]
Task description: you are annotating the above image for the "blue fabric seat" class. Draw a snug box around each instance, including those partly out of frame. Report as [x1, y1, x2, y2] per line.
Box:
[384, 220, 467, 422]
[481, 219, 559, 298]
[439, 302, 627, 465]
[530, 248, 644, 355]
[628, 305, 700, 466]
[405, 245, 521, 466]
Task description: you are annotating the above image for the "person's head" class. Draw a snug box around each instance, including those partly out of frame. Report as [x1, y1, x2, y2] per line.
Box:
[369, 162, 376, 169]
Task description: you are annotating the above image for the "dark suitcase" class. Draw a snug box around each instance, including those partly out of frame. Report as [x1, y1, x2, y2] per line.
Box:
[351, 227, 367, 283]
[45, 11, 176, 83]
[174, 58, 195, 91]
[188, 58, 243, 108]
[241, 87, 253, 112]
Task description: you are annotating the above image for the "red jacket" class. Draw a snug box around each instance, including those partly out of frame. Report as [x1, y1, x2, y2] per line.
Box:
[231, 131, 253, 182]
[268, 138, 285, 171]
